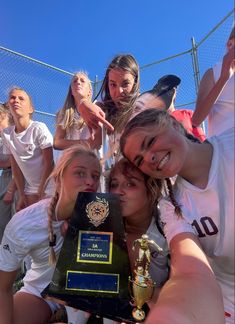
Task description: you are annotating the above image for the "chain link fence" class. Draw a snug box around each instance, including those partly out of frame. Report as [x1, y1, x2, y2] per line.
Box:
[0, 9, 234, 135]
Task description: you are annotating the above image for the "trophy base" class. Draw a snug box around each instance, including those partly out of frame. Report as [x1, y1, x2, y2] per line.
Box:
[132, 308, 145, 321]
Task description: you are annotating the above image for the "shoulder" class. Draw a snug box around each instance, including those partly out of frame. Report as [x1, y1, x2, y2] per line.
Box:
[2, 125, 14, 136]
[30, 121, 51, 132]
[199, 68, 214, 87]
[5, 198, 51, 241]
[208, 127, 234, 160]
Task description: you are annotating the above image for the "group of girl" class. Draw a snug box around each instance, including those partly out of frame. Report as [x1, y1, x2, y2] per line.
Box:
[0, 39, 234, 323]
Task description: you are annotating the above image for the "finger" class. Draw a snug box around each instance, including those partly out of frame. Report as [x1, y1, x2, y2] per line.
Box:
[97, 114, 114, 131]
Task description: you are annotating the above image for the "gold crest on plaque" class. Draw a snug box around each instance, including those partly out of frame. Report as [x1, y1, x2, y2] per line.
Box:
[86, 196, 109, 227]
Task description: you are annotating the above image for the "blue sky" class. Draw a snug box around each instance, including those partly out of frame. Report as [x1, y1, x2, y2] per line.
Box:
[0, 1, 234, 119]
[1, 1, 233, 79]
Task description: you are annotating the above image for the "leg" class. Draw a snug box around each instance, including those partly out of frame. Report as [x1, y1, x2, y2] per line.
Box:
[13, 292, 52, 324]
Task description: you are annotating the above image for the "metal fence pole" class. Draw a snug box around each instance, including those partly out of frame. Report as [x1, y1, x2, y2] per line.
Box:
[93, 75, 99, 99]
[191, 37, 201, 95]
[191, 36, 206, 133]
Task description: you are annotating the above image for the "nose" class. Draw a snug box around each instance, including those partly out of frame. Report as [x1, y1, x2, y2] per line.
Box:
[84, 175, 95, 187]
[111, 185, 125, 196]
[144, 150, 156, 164]
[117, 87, 124, 96]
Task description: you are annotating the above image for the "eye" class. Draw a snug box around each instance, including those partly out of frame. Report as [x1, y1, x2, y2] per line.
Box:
[135, 156, 143, 168]
[109, 82, 116, 88]
[147, 137, 155, 148]
[122, 81, 131, 88]
[92, 174, 100, 181]
[110, 182, 118, 189]
[126, 181, 135, 187]
[76, 171, 85, 177]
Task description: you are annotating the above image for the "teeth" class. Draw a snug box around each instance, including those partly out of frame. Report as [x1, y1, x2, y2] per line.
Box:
[158, 154, 169, 169]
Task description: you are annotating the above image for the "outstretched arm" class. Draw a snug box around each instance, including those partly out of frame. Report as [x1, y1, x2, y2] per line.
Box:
[78, 100, 114, 132]
[192, 45, 235, 127]
[145, 233, 225, 324]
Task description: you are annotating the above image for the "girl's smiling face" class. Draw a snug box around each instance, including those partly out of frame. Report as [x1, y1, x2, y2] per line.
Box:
[123, 123, 187, 179]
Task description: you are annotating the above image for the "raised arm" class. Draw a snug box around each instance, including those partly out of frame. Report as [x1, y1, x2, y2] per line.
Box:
[145, 233, 225, 324]
[53, 125, 102, 150]
[192, 45, 235, 127]
[78, 100, 114, 131]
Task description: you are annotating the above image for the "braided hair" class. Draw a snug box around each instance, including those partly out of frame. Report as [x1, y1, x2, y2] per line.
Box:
[46, 144, 100, 265]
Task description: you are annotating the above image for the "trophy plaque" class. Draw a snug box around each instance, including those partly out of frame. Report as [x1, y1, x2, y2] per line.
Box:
[43, 192, 139, 323]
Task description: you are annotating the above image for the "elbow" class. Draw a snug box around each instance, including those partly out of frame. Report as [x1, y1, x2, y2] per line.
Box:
[191, 114, 200, 127]
[53, 139, 62, 151]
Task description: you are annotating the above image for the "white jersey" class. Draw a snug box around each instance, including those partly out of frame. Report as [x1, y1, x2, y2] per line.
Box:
[159, 127, 234, 323]
[2, 121, 53, 194]
[0, 198, 64, 298]
[208, 62, 234, 137]
[59, 110, 90, 141]
[146, 217, 169, 287]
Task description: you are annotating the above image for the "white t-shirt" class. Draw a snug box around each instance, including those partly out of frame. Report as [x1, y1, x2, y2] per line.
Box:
[146, 217, 169, 287]
[0, 198, 64, 298]
[2, 121, 53, 194]
[208, 62, 234, 137]
[59, 110, 90, 141]
[159, 127, 234, 323]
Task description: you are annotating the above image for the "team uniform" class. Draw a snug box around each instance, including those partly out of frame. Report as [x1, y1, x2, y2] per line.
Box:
[159, 127, 234, 323]
[171, 109, 206, 142]
[0, 198, 64, 311]
[146, 217, 169, 287]
[0, 135, 13, 242]
[208, 62, 234, 137]
[59, 110, 90, 141]
[2, 121, 53, 195]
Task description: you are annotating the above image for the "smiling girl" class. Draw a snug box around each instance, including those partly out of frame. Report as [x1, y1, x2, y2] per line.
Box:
[119, 108, 229, 323]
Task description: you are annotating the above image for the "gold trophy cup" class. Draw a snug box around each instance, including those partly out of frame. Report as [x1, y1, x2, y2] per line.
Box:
[129, 234, 163, 321]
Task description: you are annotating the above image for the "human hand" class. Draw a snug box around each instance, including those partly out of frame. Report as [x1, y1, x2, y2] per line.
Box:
[60, 220, 69, 237]
[3, 190, 14, 204]
[79, 100, 114, 131]
[16, 195, 27, 212]
[88, 127, 102, 150]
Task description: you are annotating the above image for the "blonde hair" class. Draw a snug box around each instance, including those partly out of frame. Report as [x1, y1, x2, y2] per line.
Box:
[0, 103, 14, 126]
[56, 71, 92, 131]
[47, 144, 100, 265]
[8, 87, 34, 116]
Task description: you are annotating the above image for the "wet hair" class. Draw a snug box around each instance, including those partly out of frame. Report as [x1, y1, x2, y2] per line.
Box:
[94, 54, 140, 133]
[8, 87, 34, 116]
[56, 71, 92, 131]
[47, 144, 100, 265]
[120, 109, 202, 217]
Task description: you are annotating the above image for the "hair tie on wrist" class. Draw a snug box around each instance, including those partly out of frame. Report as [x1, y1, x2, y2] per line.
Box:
[49, 234, 57, 247]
